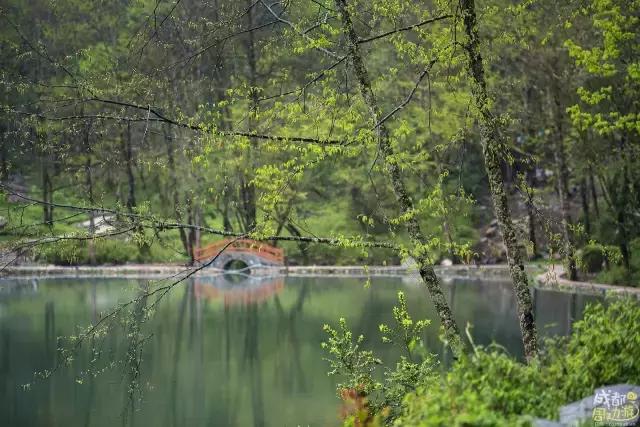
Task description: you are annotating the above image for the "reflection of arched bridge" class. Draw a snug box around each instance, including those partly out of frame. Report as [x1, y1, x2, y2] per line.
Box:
[194, 239, 285, 270]
[194, 275, 284, 306]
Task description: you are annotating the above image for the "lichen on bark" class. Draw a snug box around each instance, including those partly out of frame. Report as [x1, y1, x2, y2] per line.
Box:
[460, 0, 539, 361]
[334, 0, 466, 358]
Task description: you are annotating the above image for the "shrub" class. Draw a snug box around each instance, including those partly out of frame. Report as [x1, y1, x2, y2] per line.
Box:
[94, 239, 135, 264]
[578, 244, 605, 273]
[328, 298, 640, 426]
[322, 292, 438, 423]
[630, 238, 640, 271]
[400, 299, 640, 426]
[602, 245, 623, 268]
[596, 265, 635, 286]
[37, 238, 137, 265]
[546, 298, 640, 401]
[38, 240, 88, 265]
[35, 234, 191, 265]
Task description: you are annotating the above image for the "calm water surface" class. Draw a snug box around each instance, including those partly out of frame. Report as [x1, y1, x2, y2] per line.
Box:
[0, 275, 600, 426]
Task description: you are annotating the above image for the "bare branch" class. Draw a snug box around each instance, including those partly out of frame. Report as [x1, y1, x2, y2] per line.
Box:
[259, 0, 341, 59]
[358, 15, 453, 44]
[5, 103, 347, 146]
[165, 19, 280, 69]
[257, 55, 347, 102]
[374, 59, 437, 129]
[0, 185, 399, 251]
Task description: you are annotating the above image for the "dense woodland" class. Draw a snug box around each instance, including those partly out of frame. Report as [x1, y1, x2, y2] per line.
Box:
[1, 0, 640, 425]
[0, 0, 637, 270]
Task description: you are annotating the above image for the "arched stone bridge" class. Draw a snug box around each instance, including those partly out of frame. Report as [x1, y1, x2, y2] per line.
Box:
[194, 239, 285, 270]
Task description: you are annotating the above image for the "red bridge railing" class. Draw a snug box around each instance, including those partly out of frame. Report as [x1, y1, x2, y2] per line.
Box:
[194, 238, 285, 265]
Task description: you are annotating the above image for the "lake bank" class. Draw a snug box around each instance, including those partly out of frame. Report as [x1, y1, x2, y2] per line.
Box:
[2, 263, 639, 298]
[0, 262, 530, 279]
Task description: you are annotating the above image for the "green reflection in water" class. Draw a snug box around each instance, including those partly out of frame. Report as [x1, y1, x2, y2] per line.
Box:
[0, 276, 599, 426]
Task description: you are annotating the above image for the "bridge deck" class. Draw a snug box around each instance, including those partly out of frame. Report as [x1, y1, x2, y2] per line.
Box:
[194, 239, 285, 266]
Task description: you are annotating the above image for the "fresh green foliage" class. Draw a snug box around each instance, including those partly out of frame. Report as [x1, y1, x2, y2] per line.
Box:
[322, 318, 383, 396]
[36, 237, 185, 265]
[323, 298, 640, 425]
[578, 243, 605, 273]
[1, 0, 636, 285]
[392, 299, 640, 426]
[379, 292, 430, 355]
[546, 299, 640, 401]
[587, 236, 640, 286]
[323, 291, 438, 421]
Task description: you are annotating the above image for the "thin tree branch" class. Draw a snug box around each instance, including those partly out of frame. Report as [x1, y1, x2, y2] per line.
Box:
[259, 0, 340, 59]
[0, 185, 399, 250]
[257, 55, 347, 102]
[374, 59, 437, 129]
[358, 15, 453, 44]
[5, 106, 347, 146]
[165, 19, 280, 69]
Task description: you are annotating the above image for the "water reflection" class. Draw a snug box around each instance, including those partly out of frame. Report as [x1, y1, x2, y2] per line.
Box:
[122, 282, 150, 425]
[0, 276, 601, 426]
[194, 274, 284, 306]
[273, 283, 309, 395]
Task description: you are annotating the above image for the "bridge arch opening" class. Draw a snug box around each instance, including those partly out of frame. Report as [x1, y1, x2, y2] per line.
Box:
[223, 259, 250, 274]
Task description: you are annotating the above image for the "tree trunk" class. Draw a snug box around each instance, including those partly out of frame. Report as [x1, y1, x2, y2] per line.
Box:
[222, 176, 234, 232]
[0, 123, 8, 182]
[460, 0, 538, 361]
[239, 0, 259, 232]
[589, 166, 600, 219]
[239, 174, 256, 231]
[526, 170, 539, 259]
[618, 157, 631, 271]
[580, 178, 590, 236]
[335, 0, 465, 357]
[601, 167, 631, 272]
[37, 125, 54, 225]
[185, 192, 197, 264]
[618, 210, 631, 271]
[164, 125, 192, 264]
[84, 122, 96, 265]
[443, 218, 461, 264]
[41, 155, 53, 226]
[286, 222, 310, 265]
[523, 88, 539, 259]
[193, 203, 201, 255]
[122, 122, 136, 212]
[549, 88, 577, 281]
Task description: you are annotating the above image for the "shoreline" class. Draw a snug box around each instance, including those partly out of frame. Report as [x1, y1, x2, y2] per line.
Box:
[0, 263, 521, 279]
[535, 265, 640, 298]
[1, 263, 639, 298]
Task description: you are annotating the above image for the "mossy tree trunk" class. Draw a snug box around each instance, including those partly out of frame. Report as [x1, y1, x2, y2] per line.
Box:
[460, 0, 538, 362]
[526, 169, 539, 259]
[335, 0, 465, 357]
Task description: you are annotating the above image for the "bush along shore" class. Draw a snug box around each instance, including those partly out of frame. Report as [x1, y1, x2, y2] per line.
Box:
[323, 296, 640, 427]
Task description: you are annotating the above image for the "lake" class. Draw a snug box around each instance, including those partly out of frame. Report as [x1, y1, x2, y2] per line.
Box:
[0, 274, 600, 426]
